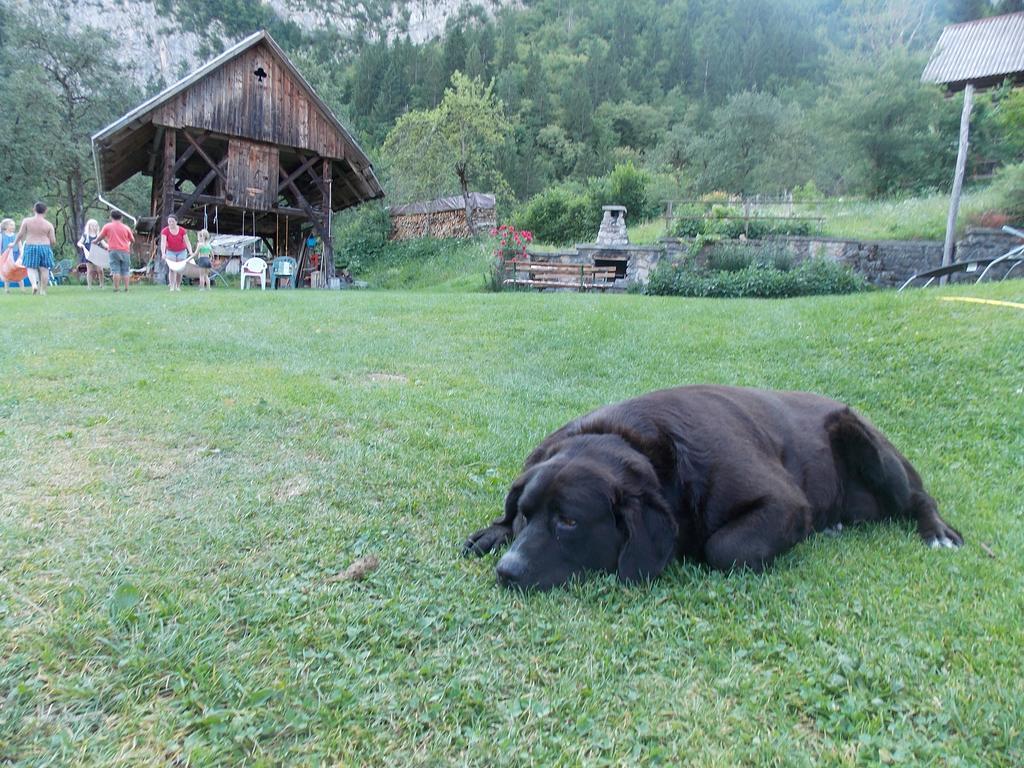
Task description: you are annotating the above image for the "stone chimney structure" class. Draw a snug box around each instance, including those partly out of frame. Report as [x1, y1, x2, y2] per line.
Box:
[596, 205, 628, 247]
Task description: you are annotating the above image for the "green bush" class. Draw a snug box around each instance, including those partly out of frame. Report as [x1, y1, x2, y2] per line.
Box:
[332, 203, 392, 271]
[792, 180, 821, 202]
[990, 162, 1024, 221]
[646, 257, 868, 298]
[514, 163, 660, 245]
[669, 203, 708, 237]
[595, 162, 660, 222]
[513, 183, 598, 245]
[672, 213, 817, 240]
[705, 243, 756, 272]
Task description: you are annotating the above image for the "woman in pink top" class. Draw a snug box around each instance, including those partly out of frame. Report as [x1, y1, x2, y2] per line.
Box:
[161, 215, 194, 292]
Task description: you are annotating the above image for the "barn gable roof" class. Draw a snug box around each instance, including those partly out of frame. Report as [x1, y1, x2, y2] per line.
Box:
[922, 11, 1024, 91]
[92, 30, 382, 205]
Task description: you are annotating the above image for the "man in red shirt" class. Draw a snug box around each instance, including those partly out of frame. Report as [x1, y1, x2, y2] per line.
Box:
[97, 211, 136, 293]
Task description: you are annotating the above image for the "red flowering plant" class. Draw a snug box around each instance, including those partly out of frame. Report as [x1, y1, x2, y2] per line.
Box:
[486, 224, 533, 291]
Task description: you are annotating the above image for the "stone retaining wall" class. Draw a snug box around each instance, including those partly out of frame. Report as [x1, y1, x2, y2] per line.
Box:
[527, 228, 1021, 289]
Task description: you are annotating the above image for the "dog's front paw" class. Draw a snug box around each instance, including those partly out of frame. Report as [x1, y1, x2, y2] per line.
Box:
[921, 522, 964, 549]
[462, 524, 513, 557]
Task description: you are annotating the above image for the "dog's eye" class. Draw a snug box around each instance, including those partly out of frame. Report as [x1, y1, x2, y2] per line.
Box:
[555, 515, 577, 529]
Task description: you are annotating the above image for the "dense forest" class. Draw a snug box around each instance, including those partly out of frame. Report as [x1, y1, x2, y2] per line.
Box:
[1, 0, 1022, 247]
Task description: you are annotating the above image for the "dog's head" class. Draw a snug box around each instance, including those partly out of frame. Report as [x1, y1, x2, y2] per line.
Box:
[495, 434, 678, 590]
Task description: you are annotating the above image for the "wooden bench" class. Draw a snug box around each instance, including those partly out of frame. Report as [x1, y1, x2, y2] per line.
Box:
[503, 260, 619, 291]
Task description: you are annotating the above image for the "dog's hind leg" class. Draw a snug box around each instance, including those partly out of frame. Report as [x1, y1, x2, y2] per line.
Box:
[827, 409, 963, 548]
[909, 488, 963, 548]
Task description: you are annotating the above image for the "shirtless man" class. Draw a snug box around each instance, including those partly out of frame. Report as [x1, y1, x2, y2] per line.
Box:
[12, 202, 57, 295]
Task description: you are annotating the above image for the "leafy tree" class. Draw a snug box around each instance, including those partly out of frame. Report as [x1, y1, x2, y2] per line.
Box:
[597, 162, 658, 222]
[442, 24, 468, 81]
[973, 83, 1024, 168]
[348, 41, 388, 131]
[595, 101, 669, 152]
[463, 42, 485, 81]
[382, 73, 512, 230]
[688, 90, 809, 193]
[0, 6, 140, 246]
[813, 50, 956, 195]
[948, 0, 1024, 20]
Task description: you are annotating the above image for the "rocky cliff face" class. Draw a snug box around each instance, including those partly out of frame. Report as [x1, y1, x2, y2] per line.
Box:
[21, 0, 511, 86]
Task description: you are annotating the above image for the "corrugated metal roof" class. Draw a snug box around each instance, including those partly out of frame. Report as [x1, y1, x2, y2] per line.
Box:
[922, 11, 1024, 86]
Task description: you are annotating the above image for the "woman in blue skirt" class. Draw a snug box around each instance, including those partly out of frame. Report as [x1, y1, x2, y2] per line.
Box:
[12, 202, 56, 295]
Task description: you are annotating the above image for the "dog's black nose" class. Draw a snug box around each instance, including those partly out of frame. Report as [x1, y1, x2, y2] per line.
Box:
[495, 554, 525, 588]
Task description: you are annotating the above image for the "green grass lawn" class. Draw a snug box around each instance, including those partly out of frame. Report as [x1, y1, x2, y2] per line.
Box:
[816, 187, 1004, 241]
[2, 281, 1023, 765]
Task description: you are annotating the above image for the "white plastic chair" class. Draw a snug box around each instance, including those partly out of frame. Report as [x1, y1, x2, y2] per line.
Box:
[240, 256, 267, 290]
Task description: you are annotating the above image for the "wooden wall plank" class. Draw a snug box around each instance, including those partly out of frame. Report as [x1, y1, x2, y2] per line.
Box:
[154, 41, 348, 159]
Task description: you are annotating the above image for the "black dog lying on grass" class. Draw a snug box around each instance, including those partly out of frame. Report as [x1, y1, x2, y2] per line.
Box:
[464, 386, 962, 590]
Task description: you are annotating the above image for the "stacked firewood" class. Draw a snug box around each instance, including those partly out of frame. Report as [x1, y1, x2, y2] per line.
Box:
[389, 207, 497, 241]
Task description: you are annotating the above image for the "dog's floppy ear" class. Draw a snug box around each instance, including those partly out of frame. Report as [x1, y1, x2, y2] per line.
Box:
[502, 458, 560, 529]
[616, 490, 678, 583]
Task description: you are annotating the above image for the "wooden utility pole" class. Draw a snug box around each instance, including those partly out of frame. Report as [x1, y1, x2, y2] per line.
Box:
[942, 84, 974, 271]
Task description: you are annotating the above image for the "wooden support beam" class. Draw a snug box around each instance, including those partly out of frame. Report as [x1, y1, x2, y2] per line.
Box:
[306, 158, 328, 198]
[157, 129, 177, 285]
[171, 143, 198, 176]
[170, 192, 228, 208]
[278, 154, 321, 196]
[174, 162, 223, 220]
[161, 129, 176, 224]
[280, 174, 329, 242]
[146, 127, 165, 178]
[272, 205, 315, 218]
[942, 83, 974, 273]
[321, 159, 331, 208]
[322, 159, 335, 280]
[335, 163, 363, 207]
[182, 130, 226, 181]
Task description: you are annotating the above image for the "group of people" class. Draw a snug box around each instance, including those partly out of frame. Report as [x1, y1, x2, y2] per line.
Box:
[1, 204, 215, 294]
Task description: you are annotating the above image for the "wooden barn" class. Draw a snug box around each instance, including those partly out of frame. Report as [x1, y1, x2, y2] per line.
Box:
[91, 30, 383, 285]
[389, 193, 496, 240]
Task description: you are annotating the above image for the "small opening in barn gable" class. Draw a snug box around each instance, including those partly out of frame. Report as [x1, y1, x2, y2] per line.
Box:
[253, 66, 268, 84]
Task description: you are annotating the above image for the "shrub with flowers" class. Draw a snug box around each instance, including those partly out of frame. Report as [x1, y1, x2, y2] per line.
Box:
[485, 224, 533, 291]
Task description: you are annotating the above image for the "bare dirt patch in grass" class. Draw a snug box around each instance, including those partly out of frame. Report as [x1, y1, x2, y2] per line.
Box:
[273, 475, 311, 502]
